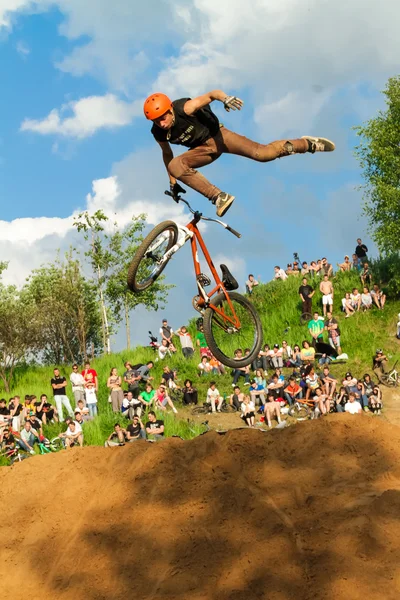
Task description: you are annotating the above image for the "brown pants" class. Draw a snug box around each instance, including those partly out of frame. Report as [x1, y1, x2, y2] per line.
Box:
[167, 127, 308, 201]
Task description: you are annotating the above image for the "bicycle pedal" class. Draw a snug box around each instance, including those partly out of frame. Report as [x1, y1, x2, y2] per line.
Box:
[192, 295, 205, 313]
[196, 273, 211, 287]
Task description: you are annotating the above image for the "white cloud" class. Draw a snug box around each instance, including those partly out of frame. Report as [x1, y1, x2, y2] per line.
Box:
[20, 94, 141, 138]
[15, 39, 30, 56]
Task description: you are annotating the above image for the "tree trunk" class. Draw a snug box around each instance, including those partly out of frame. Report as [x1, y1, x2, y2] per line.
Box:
[124, 296, 131, 349]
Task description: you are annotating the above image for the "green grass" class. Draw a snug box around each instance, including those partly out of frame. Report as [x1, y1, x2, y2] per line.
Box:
[1, 269, 399, 462]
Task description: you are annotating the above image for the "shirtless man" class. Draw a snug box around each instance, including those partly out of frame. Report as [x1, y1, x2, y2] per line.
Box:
[230, 385, 245, 411]
[319, 274, 334, 316]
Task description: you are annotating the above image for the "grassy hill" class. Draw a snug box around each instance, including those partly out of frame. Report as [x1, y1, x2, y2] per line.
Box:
[1, 269, 399, 454]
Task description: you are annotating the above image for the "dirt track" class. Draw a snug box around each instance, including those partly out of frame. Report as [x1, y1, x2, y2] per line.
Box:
[2, 415, 400, 599]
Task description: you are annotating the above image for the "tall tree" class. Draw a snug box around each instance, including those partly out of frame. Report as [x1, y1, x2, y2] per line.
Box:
[354, 75, 400, 253]
[105, 220, 173, 348]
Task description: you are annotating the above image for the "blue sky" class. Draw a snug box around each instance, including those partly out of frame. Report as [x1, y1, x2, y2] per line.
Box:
[1, 0, 399, 349]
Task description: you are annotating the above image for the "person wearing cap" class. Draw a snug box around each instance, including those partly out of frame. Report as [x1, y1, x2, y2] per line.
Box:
[292, 262, 301, 276]
[337, 255, 351, 272]
[270, 344, 283, 369]
[373, 350, 389, 382]
[342, 372, 358, 390]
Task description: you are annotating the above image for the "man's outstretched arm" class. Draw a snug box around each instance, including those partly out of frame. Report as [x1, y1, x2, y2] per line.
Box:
[184, 90, 243, 115]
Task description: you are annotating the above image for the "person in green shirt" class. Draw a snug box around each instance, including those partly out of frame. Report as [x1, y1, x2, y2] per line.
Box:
[138, 384, 155, 410]
[307, 312, 325, 344]
[195, 324, 212, 358]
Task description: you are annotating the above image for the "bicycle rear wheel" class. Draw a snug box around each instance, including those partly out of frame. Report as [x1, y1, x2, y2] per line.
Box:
[203, 291, 263, 368]
[300, 312, 312, 326]
[288, 403, 310, 420]
[220, 403, 237, 414]
[127, 221, 179, 293]
[380, 373, 398, 387]
[49, 437, 64, 451]
[191, 406, 208, 415]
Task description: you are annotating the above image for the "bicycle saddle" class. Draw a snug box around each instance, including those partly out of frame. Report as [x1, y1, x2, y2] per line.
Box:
[220, 264, 239, 291]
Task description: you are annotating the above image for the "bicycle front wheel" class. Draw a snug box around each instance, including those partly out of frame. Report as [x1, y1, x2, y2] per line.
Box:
[191, 405, 208, 415]
[288, 404, 310, 420]
[127, 221, 179, 293]
[380, 374, 397, 387]
[203, 291, 263, 368]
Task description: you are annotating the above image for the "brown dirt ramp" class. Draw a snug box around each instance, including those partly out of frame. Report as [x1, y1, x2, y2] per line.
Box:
[1, 415, 400, 600]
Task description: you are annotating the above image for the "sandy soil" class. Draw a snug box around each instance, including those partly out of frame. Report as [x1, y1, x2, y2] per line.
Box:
[1, 415, 400, 599]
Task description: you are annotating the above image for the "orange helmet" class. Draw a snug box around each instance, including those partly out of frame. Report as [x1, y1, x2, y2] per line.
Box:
[143, 93, 172, 120]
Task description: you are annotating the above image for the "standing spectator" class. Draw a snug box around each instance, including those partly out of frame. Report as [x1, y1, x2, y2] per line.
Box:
[361, 287, 373, 311]
[325, 311, 342, 355]
[195, 323, 212, 358]
[82, 361, 98, 392]
[107, 367, 124, 413]
[240, 395, 256, 427]
[84, 373, 98, 418]
[145, 411, 164, 441]
[51, 368, 74, 423]
[246, 274, 259, 294]
[70, 364, 86, 406]
[8, 396, 23, 432]
[319, 274, 334, 316]
[207, 382, 223, 413]
[126, 416, 146, 441]
[159, 319, 177, 352]
[355, 238, 368, 262]
[345, 392, 362, 415]
[308, 312, 325, 345]
[274, 266, 288, 281]
[175, 326, 194, 359]
[124, 362, 141, 398]
[371, 284, 386, 310]
[182, 380, 198, 406]
[299, 278, 315, 315]
[321, 258, 333, 277]
[301, 261, 310, 276]
[373, 350, 389, 382]
[337, 255, 351, 272]
[360, 263, 371, 286]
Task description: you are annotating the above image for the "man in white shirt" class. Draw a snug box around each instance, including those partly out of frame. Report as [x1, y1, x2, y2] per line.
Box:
[70, 364, 86, 405]
[344, 393, 362, 415]
[60, 418, 84, 448]
[274, 266, 288, 281]
[207, 382, 223, 413]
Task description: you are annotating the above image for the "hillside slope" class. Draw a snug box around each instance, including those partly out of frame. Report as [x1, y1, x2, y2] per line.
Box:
[1, 416, 400, 600]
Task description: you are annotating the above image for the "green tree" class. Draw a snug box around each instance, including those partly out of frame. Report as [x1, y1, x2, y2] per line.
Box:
[25, 251, 103, 364]
[105, 220, 173, 348]
[354, 75, 400, 253]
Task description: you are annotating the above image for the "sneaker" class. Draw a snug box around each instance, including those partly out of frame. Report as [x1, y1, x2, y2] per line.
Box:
[172, 407, 178, 414]
[302, 136, 336, 153]
[244, 382, 250, 386]
[215, 192, 235, 217]
[363, 407, 369, 413]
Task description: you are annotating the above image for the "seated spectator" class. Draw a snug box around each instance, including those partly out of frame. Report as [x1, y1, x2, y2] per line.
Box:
[84, 373, 98, 418]
[18, 421, 39, 454]
[267, 374, 284, 400]
[182, 380, 198, 406]
[335, 387, 347, 413]
[284, 377, 302, 406]
[337, 255, 351, 272]
[286, 263, 294, 276]
[198, 356, 213, 376]
[281, 340, 293, 366]
[154, 385, 178, 414]
[158, 339, 172, 360]
[309, 261, 319, 276]
[252, 351, 265, 372]
[362, 373, 376, 401]
[254, 369, 267, 388]
[325, 312, 342, 355]
[263, 393, 282, 428]
[126, 415, 146, 441]
[373, 349, 389, 382]
[231, 349, 250, 386]
[207, 382, 223, 413]
[371, 284, 386, 310]
[162, 366, 178, 389]
[352, 253, 361, 271]
[313, 387, 331, 416]
[107, 367, 124, 413]
[340, 292, 352, 318]
[259, 344, 272, 371]
[320, 366, 337, 398]
[344, 392, 362, 415]
[240, 395, 256, 427]
[300, 340, 315, 365]
[8, 396, 24, 432]
[139, 384, 156, 410]
[305, 366, 320, 400]
[308, 312, 324, 345]
[60, 419, 84, 448]
[145, 411, 164, 440]
[0, 427, 16, 456]
[350, 288, 361, 311]
[361, 287, 373, 311]
[74, 399, 91, 421]
[209, 355, 225, 375]
[360, 263, 371, 286]
[273, 368, 285, 383]
[123, 362, 141, 398]
[229, 386, 243, 411]
[105, 423, 128, 447]
[269, 344, 283, 369]
[249, 380, 265, 406]
[0, 399, 10, 431]
[246, 274, 259, 294]
[73, 411, 85, 428]
[122, 391, 143, 419]
[289, 344, 302, 369]
[196, 323, 212, 358]
[355, 380, 369, 411]
[369, 385, 383, 414]
[22, 395, 35, 422]
[342, 372, 358, 390]
[174, 325, 194, 359]
[274, 266, 288, 281]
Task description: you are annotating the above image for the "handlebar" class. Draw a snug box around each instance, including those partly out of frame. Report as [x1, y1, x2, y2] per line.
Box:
[164, 190, 241, 238]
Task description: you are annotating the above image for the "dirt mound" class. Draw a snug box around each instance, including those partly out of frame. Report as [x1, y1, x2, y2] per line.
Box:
[2, 416, 400, 600]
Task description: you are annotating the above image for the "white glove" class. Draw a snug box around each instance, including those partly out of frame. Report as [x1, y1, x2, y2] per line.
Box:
[223, 96, 244, 112]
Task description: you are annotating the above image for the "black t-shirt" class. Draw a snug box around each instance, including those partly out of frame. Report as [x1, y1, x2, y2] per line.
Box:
[151, 98, 220, 149]
[355, 244, 368, 258]
[325, 317, 340, 336]
[162, 372, 174, 383]
[127, 423, 141, 438]
[299, 285, 313, 299]
[9, 402, 23, 416]
[146, 420, 164, 435]
[0, 406, 10, 415]
[51, 377, 67, 395]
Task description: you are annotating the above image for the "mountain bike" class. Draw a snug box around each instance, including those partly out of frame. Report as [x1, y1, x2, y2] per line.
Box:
[127, 192, 263, 368]
[191, 399, 237, 415]
[380, 360, 399, 387]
